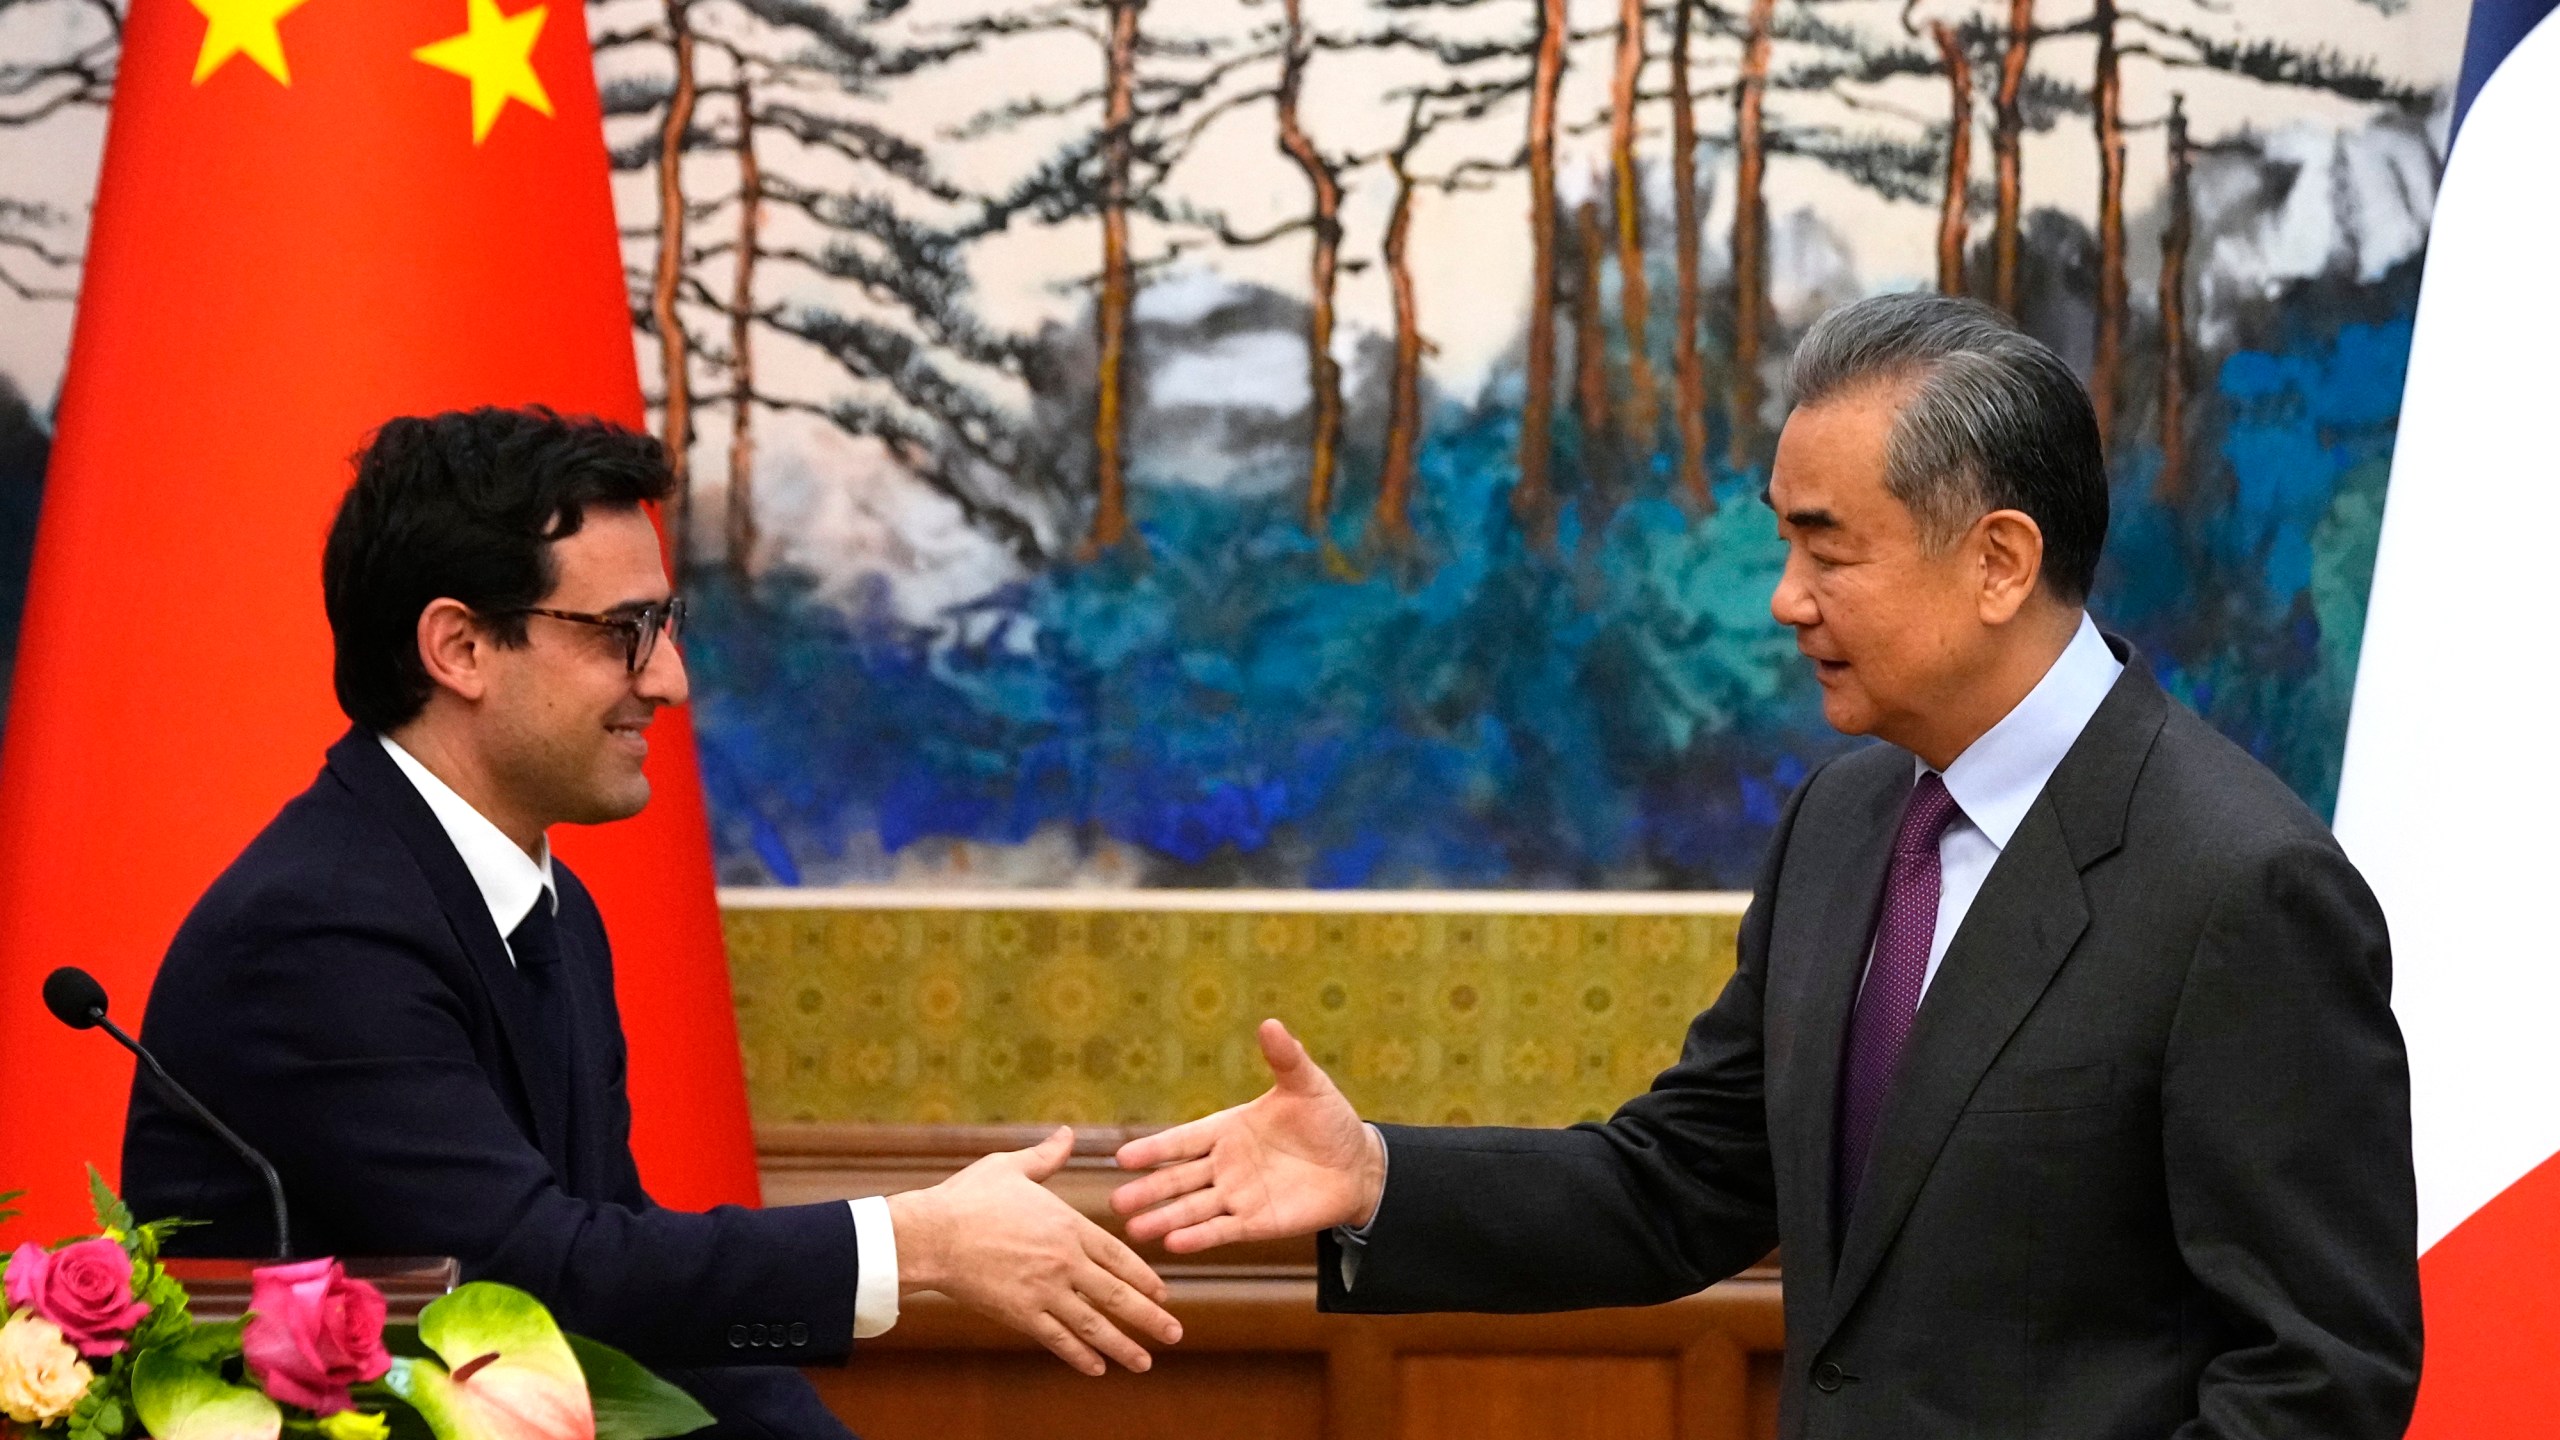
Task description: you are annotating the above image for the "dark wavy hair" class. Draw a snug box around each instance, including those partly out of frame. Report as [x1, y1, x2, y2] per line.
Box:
[321, 407, 674, 732]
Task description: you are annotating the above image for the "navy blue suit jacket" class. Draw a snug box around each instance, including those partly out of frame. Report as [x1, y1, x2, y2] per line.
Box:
[123, 730, 860, 1439]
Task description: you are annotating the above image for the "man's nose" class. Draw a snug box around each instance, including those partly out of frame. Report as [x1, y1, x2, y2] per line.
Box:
[637, 633, 690, 707]
[1770, 558, 1817, 629]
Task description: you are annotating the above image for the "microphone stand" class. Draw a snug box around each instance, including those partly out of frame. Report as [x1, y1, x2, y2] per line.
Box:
[86, 1005, 292, 1260]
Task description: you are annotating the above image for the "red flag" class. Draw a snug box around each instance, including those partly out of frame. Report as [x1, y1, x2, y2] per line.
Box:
[0, 0, 759, 1245]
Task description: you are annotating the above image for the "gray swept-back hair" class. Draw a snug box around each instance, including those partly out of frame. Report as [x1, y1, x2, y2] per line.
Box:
[1785, 293, 2107, 602]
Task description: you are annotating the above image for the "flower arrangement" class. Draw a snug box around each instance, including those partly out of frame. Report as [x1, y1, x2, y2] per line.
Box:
[0, 1179, 711, 1440]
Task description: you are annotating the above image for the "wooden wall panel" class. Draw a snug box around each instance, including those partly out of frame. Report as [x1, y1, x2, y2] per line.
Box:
[808, 1355, 1325, 1440]
[772, 1125, 1784, 1440]
[1399, 1356, 1678, 1440]
[1747, 1351, 1784, 1438]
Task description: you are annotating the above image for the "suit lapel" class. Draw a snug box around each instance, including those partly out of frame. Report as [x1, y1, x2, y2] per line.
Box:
[1772, 761, 1903, 1288]
[1818, 802, 2088, 1340]
[323, 730, 573, 1168]
[1811, 641, 2169, 1343]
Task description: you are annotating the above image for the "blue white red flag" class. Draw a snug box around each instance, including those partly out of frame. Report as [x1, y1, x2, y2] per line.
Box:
[2332, 1, 2560, 1432]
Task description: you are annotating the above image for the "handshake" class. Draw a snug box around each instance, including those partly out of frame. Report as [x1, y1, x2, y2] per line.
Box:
[888, 1019, 1378, 1377]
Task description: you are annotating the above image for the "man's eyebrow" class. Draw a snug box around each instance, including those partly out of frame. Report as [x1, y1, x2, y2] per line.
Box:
[1763, 492, 1838, 531]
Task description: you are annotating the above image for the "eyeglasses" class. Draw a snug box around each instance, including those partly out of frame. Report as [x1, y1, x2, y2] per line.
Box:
[490, 597, 688, 674]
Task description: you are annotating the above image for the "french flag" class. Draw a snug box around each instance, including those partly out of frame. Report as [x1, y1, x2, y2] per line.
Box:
[2332, 0, 2560, 1431]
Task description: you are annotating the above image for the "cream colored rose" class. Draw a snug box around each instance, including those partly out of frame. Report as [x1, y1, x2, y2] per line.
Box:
[0, 1310, 96, 1424]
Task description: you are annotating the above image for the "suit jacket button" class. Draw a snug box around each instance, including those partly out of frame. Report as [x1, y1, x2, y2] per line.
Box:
[750, 1324, 769, 1347]
[728, 1325, 747, 1349]
[788, 1323, 809, 1347]
[1813, 1361, 1845, 1393]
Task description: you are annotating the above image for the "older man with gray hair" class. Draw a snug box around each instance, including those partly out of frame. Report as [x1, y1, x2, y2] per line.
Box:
[1110, 293, 2424, 1439]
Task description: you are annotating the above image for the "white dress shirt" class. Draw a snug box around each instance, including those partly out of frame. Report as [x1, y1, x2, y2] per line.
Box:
[379, 735, 558, 952]
[1885, 613, 2123, 1000]
[377, 734, 900, 1337]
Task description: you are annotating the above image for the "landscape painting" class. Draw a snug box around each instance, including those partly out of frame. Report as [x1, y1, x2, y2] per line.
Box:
[0, 0, 2467, 890]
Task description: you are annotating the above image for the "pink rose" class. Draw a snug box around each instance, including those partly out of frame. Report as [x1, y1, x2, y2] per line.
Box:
[243, 1260, 391, 1415]
[4, 1239, 151, 1358]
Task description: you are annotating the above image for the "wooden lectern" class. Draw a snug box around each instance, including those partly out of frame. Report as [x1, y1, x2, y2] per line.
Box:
[164, 1257, 460, 1324]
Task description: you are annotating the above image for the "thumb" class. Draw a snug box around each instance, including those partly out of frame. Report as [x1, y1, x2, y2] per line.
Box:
[1014, 1125, 1075, 1182]
[1258, 1018, 1320, 1092]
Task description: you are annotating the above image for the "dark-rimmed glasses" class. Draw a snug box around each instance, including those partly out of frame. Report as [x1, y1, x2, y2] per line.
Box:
[489, 597, 688, 674]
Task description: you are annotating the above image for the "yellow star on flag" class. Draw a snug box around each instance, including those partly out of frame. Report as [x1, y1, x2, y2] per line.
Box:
[188, 0, 317, 86]
[412, 0, 554, 145]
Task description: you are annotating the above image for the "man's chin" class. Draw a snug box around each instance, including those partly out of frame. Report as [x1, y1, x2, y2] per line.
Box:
[1818, 693, 1877, 738]
[561, 778, 653, 827]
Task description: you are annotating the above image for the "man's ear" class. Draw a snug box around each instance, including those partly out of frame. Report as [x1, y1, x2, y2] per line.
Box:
[415, 598, 492, 703]
[1972, 508, 2046, 625]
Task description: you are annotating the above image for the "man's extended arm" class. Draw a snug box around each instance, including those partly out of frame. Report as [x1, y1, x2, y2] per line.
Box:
[1111, 770, 1812, 1312]
[161, 897, 1175, 1375]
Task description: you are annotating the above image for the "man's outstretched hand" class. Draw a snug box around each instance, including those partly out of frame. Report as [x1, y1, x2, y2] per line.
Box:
[1110, 1019, 1387, 1253]
[888, 1127, 1181, 1376]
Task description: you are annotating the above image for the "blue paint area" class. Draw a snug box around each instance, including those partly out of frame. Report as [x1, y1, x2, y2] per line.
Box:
[690, 265, 2419, 888]
[2097, 285, 2415, 820]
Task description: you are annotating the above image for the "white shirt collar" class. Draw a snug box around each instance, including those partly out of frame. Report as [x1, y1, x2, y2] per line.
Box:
[1922, 614, 2125, 851]
[377, 733, 557, 943]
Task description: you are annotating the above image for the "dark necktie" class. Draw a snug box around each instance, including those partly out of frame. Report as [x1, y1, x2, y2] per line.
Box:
[1836, 771, 1961, 1215]
[505, 900, 579, 1173]
[506, 899, 561, 972]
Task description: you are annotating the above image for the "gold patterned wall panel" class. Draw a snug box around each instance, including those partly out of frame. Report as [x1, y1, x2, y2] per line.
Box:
[724, 904, 1745, 1130]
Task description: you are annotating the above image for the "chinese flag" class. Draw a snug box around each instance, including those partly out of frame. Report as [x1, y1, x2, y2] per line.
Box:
[0, 0, 760, 1245]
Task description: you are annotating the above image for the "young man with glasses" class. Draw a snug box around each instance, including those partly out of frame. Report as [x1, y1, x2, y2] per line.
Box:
[122, 408, 1180, 1438]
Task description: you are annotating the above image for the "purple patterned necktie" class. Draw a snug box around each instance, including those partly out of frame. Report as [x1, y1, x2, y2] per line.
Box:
[1836, 771, 1961, 1215]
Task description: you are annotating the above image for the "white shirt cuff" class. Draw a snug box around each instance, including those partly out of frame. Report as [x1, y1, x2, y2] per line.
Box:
[849, 1195, 900, 1338]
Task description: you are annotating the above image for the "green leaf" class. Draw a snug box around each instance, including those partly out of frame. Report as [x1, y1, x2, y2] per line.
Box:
[126, 1267, 200, 1354]
[169, 1318, 250, 1365]
[378, 1358, 465, 1440]
[1, 1187, 23, 1227]
[132, 1350, 282, 1440]
[349, 1384, 435, 1440]
[565, 1336, 713, 1440]
[133, 1216, 201, 1266]
[148, 1268, 193, 1314]
[88, 1166, 136, 1236]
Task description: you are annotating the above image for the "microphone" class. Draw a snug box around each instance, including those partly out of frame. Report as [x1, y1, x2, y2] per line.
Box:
[43, 967, 291, 1259]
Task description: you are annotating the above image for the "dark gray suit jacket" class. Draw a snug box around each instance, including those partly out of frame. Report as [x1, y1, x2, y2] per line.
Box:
[1319, 646, 2422, 1439]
